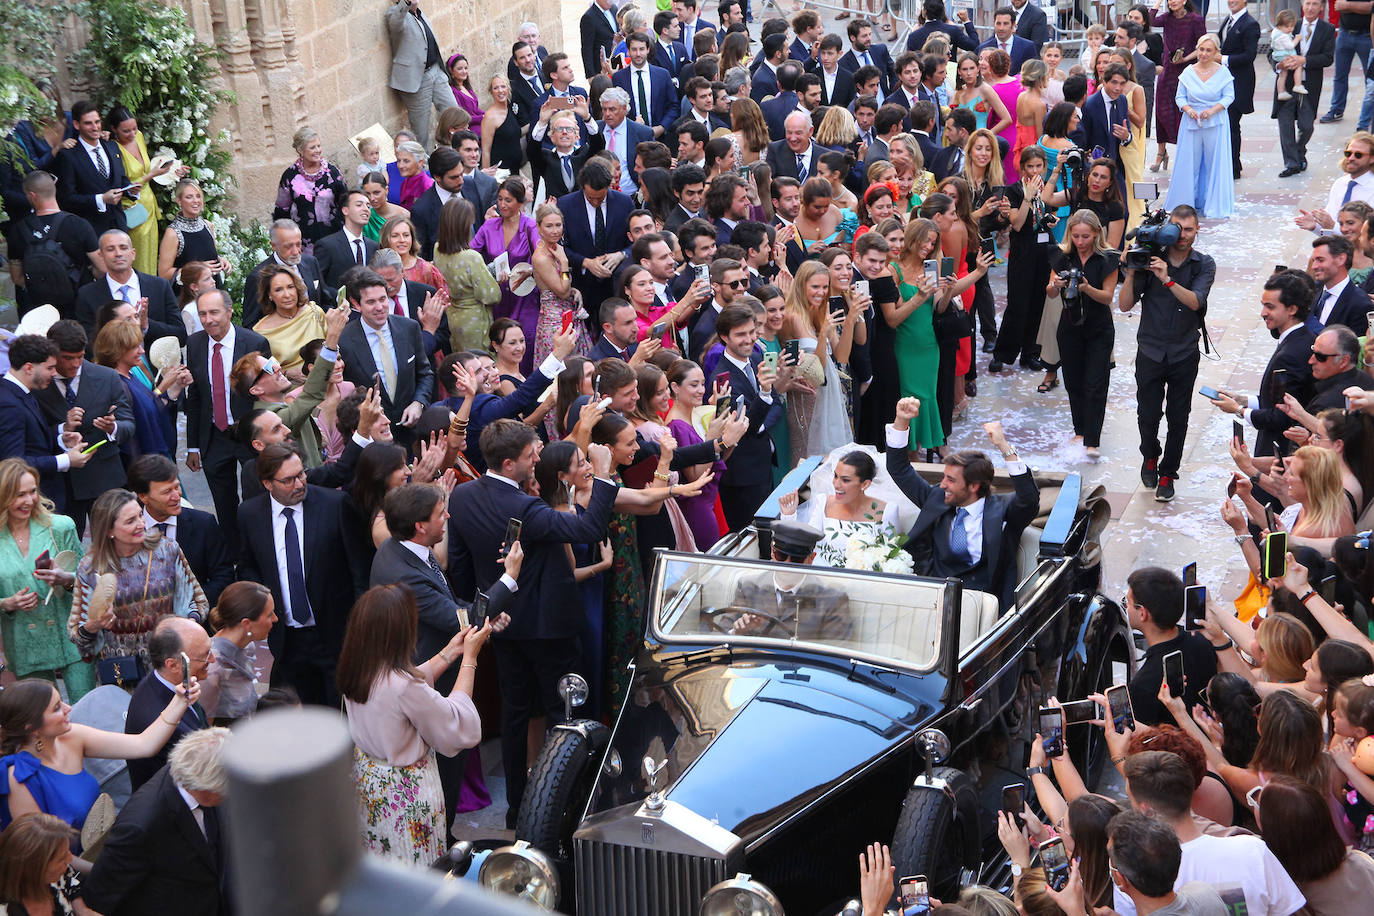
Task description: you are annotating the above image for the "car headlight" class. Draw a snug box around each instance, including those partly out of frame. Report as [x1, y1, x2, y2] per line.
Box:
[699, 873, 783, 916]
[478, 840, 559, 910]
[915, 728, 951, 765]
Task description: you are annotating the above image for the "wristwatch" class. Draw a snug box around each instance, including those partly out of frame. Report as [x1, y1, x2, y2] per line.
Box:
[1010, 863, 1024, 878]
[1026, 765, 1047, 778]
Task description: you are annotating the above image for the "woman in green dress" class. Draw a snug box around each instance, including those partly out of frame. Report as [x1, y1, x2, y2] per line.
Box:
[0, 460, 92, 702]
[432, 198, 501, 352]
[757, 285, 792, 486]
[888, 219, 947, 456]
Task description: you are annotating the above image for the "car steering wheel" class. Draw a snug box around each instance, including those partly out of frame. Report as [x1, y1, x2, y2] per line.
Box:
[703, 605, 790, 637]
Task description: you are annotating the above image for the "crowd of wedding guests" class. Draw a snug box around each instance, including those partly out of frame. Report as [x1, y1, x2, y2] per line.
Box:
[4, 0, 1374, 911]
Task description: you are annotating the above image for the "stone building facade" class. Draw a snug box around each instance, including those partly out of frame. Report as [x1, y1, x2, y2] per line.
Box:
[172, 0, 564, 218]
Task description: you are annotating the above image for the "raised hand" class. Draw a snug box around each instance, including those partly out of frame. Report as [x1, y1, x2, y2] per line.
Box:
[587, 442, 613, 478]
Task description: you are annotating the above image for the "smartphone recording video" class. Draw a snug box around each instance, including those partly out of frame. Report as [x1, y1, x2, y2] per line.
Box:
[1039, 707, 1064, 758]
[1106, 685, 1135, 733]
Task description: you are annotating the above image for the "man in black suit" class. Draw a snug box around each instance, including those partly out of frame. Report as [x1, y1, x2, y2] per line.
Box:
[128, 454, 236, 607]
[728, 520, 853, 640]
[241, 219, 325, 326]
[905, 0, 980, 54]
[863, 103, 908, 172]
[1009, 0, 1052, 49]
[1211, 270, 1316, 456]
[122, 617, 212, 790]
[541, 110, 595, 199]
[370, 248, 448, 357]
[580, 0, 620, 79]
[663, 163, 709, 232]
[336, 269, 435, 452]
[840, 18, 895, 93]
[453, 130, 499, 216]
[1218, 0, 1260, 179]
[977, 8, 1039, 74]
[372, 482, 518, 828]
[932, 108, 976, 179]
[237, 445, 367, 705]
[234, 388, 377, 499]
[509, 21, 550, 80]
[1305, 234, 1372, 336]
[36, 320, 132, 536]
[677, 77, 731, 135]
[559, 160, 633, 317]
[0, 335, 94, 510]
[312, 190, 377, 303]
[53, 100, 132, 235]
[688, 258, 747, 361]
[674, 0, 716, 58]
[509, 40, 550, 124]
[766, 111, 824, 182]
[185, 289, 273, 549]
[1276, 0, 1336, 177]
[713, 306, 784, 530]
[886, 407, 1040, 610]
[815, 35, 858, 109]
[705, 174, 752, 246]
[74, 230, 183, 348]
[410, 146, 464, 260]
[447, 420, 620, 824]
[761, 61, 804, 140]
[85, 728, 232, 916]
[751, 33, 790, 103]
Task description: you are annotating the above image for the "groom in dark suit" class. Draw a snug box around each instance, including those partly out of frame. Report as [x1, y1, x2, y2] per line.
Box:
[885, 405, 1039, 610]
[1081, 64, 1134, 196]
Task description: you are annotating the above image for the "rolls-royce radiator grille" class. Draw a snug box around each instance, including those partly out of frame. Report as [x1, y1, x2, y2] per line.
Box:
[574, 838, 729, 916]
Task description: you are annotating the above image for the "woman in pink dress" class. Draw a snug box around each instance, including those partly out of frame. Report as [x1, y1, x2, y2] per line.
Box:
[472, 178, 540, 374]
[985, 48, 1023, 182]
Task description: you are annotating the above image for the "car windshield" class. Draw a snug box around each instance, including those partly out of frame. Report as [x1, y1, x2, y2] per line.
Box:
[651, 553, 951, 671]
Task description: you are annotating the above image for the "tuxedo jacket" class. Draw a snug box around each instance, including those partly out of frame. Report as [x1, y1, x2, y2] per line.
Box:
[236, 485, 367, 660]
[976, 35, 1038, 73]
[1220, 11, 1260, 114]
[580, 2, 619, 79]
[184, 326, 273, 454]
[84, 766, 229, 916]
[715, 352, 784, 489]
[393, 279, 451, 356]
[53, 139, 129, 234]
[765, 139, 823, 182]
[241, 254, 325, 326]
[34, 361, 133, 501]
[761, 91, 802, 141]
[337, 314, 436, 425]
[123, 672, 207, 790]
[313, 230, 378, 303]
[886, 447, 1040, 609]
[612, 64, 681, 132]
[839, 44, 895, 92]
[1250, 325, 1316, 457]
[0, 380, 65, 509]
[174, 507, 235, 609]
[370, 537, 514, 663]
[447, 474, 618, 640]
[75, 272, 183, 348]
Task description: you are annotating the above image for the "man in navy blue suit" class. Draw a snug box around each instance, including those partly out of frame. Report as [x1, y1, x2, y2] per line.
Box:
[977, 8, 1039, 74]
[1010, 0, 1052, 49]
[751, 33, 790, 103]
[122, 617, 212, 790]
[54, 101, 133, 235]
[593, 88, 655, 195]
[713, 306, 785, 530]
[613, 33, 680, 139]
[840, 18, 895, 93]
[558, 160, 633, 324]
[761, 60, 805, 140]
[673, 0, 715, 60]
[789, 10, 823, 66]
[1081, 64, 1134, 194]
[651, 10, 691, 85]
[0, 335, 94, 511]
[447, 420, 620, 825]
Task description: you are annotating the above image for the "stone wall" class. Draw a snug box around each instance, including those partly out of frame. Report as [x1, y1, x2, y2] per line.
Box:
[171, 0, 564, 220]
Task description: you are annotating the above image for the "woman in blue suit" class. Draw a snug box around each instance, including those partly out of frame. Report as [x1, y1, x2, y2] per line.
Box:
[1164, 33, 1234, 219]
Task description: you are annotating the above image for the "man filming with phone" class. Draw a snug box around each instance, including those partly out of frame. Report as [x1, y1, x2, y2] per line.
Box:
[1119, 204, 1214, 503]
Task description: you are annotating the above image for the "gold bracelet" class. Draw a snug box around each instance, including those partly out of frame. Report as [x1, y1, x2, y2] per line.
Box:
[652, 471, 670, 482]
[439, 651, 453, 664]
[160, 714, 179, 726]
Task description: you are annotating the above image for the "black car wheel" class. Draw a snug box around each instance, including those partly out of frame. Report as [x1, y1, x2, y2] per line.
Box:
[890, 767, 980, 902]
[515, 721, 610, 860]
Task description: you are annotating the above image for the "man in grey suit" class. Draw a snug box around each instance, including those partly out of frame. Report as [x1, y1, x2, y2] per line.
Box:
[885, 404, 1040, 610]
[372, 482, 517, 832]
[385, 0, 451, 149]
[37, 320, 134, 536]
[337, 269, 435, 452]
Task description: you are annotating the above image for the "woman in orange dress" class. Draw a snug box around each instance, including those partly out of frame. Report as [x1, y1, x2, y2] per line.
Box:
[1013, 60, 1049, 169]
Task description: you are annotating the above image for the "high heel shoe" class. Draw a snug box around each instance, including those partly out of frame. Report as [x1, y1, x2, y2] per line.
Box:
[1149, 149, 1169, 173]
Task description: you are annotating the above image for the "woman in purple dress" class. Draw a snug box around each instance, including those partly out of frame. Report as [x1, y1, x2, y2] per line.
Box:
[664, 360, 728, 550]
[446, 54, 485, 133]
[472, 178, 540, 374]
[1152, 0, 1206, 172]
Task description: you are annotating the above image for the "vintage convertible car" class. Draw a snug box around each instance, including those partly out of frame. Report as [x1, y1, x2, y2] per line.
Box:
[468, 462, 1131, 915]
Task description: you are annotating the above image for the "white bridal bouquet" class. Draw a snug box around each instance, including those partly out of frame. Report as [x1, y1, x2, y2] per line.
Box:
[844, 529, 914, 575]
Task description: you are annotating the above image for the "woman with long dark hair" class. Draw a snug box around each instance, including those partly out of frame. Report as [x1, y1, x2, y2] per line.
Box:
[1151, 0, 1206, 173]
[991, 146, 1052, 373]
[1043, 158, 1127, 249]
[473, 178, 541, 374]
[1259, 776, 1374, 913]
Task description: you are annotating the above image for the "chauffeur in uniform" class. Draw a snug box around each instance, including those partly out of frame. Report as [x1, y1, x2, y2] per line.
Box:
[728, 520, 852, 640]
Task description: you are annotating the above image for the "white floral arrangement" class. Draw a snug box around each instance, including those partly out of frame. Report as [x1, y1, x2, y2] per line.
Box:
[844, 529, 914, 575]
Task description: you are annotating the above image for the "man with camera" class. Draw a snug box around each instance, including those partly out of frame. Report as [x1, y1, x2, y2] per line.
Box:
[1119, 204, 1215, 503]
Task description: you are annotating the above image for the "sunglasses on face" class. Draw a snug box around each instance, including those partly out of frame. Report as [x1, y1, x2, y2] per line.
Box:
[1346, 150, 1368, 159]
[726, 278, 750, 289]
[256, 357, 282, 380]
[1310, 348, 1339, 362]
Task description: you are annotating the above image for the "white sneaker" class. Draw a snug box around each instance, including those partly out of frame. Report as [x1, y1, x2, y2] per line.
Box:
[1277, 90, 1292, 100]
[1294, 84, 1309, 94]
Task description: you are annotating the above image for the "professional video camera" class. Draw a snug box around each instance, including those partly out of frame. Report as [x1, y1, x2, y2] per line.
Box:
[1123, 181, 1180, 270]
[1057, 267, 1085, 324]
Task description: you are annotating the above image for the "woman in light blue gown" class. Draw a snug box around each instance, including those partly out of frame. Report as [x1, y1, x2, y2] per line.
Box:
[1164, 33, 1234, 219]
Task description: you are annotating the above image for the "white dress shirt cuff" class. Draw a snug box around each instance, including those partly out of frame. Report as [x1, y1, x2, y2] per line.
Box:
[56, 454, 71, 472]
[885, 423, 909, 449]
[585, 120, 601, 136]
[1006, 459, 1027, 476]
[319, 345, 339, 362]
[1246, 394, 1260, 411]
[537, 353, 567, 378]
[531, 122, 548, 141]
[187, 448, 200, 455]
[498, 572, 519, 593]
[94, 194, 106, 213]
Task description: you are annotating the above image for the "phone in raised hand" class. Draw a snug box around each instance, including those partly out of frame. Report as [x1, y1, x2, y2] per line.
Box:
[1106, 684, 1135, 733]
[180, 652, 191, 693]
[1184, 584, 1206, 631]
[1039, 707, 1064, 758]
[1164, 649, 1185, 697]
[898, 875, 930, 916]
[1001, 783, 1025, 828]
[1040, 837, 1071, 891]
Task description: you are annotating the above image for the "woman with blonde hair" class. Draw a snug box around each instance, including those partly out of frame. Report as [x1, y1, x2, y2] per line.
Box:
[531, 202, 591, 366]
[253, 265, 327, 380]
[273, 126, 348, 251]
[1204, 609, 1315, 695]
[1046, 209, 1119, 458]
[887, 133, 935, 208]
[156, 178, 226, 289]
[1013, 60, 1049, 170]
[781, 260, 854, 462]
[379, 213, 449, 301]
[0, 459, 91, 703]
[815, 105, 859, 149]
[481, 74, 526, 172]
[729, 97, 769, 166]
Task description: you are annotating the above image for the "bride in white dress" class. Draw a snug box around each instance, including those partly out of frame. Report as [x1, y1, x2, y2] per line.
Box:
[778, 449, 916, 568]
[782, 260, 859, 466]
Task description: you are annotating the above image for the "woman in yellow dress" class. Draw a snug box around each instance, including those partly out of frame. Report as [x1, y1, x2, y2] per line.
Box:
[252, 265, 327, 382]
[109, 106, 178, 275]
[1112, 48, 1150, 232]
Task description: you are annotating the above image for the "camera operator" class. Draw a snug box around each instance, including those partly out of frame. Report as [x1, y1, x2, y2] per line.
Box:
[1119, 204, 1215, 502]
[1047, 209, 1120, 459]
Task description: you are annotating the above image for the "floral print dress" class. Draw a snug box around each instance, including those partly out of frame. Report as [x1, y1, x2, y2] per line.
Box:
[272, 159, 347, 251]
[602, 472, 645, 719]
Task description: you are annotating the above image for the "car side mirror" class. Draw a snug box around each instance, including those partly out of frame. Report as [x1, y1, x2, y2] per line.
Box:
[558, 672, 589, 722]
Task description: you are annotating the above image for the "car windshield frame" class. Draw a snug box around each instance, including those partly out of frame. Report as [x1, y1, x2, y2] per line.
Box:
[648, 551, 956, 674]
